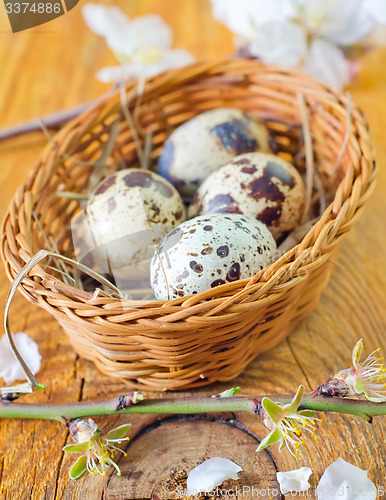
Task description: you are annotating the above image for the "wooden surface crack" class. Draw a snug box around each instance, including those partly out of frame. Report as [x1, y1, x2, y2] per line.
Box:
[52, 446, 66, 500]
[286, 337, 313, 390]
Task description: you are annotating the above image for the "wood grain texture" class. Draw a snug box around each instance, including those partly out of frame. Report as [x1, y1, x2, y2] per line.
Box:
[0, 1, 385, 499]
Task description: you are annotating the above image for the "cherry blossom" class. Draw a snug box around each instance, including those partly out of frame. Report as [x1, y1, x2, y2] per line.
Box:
[82, 3, 193, 83]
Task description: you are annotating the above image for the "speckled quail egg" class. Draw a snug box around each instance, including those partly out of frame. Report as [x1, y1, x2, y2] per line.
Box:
[188, 152, 305, 240]
[150, 213, 276, 300]
[85, 168, 186, 274]
[158, 108, 271, 197]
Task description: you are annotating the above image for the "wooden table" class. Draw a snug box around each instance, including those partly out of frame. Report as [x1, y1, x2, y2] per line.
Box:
[0, 1, 385, 498]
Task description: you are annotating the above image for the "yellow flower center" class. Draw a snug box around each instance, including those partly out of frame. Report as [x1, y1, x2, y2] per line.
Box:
[137, 45, 162, 64]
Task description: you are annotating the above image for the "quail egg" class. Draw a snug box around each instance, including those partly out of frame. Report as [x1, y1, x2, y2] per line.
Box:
[84, 168, 186, 274]
[150, 213, 276, 300]
[158, 108, 271, 197]
[188, 152, 305, 240]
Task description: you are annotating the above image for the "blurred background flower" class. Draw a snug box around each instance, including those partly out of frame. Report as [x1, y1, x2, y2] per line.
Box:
[210, 0, 386, 88]
[82, 3, 194, 83]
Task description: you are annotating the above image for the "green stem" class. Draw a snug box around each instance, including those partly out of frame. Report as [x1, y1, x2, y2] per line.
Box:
[0, 394, 385, 423]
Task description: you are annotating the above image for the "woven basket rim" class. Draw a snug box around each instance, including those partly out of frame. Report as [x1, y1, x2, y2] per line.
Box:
[1, 58, 377, 315]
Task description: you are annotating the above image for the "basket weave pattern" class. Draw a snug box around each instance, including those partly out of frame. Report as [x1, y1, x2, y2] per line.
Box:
[1, 60, 376, 390]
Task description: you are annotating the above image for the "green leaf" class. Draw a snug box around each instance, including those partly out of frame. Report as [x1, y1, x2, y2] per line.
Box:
[63, 442, 90, 453]
[214, 387, 240, 398]
[256, 429, 283, 452]
[262, 397, 284, 423]
[222, 386, 240, 397]
[287, 385, 305, 413]
[106, 424, 132, 441]
[69, 455, 87, 480]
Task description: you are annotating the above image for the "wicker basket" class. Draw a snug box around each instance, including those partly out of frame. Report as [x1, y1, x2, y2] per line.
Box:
[1, 60, 376, 390]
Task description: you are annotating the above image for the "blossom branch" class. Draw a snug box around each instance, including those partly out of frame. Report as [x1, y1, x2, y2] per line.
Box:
[1, 393, 386, 422]
[0, 90, 115, 142]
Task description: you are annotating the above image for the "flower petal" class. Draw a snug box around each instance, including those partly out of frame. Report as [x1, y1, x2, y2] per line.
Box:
[106, 424, 132, 441]
[287, 385, 305, 414]
[262, 397, 285, 424]
[128, 14, 173, 51]
[96, 65, 132, 84]
[82, 3, 131, 41]
[0, 332, 42, 384]
[294, 0, 374, 46]
[96, 48, 193, 83]
[299, 410, 316, 418]
[69, 455, 88, 480]
[186, 457, 242, 495]
[316, 458, 377, 499]
[277, 467, 312, 494]
[210, 0, 294, 39]
[256, 428, 283, 452]
[304, 39, 350, 90]
[366, 0, 386, 25]
[363, 393, 386, 403]
[352, 339, 364, 369]
[63, 442, 90, 453]
[249, 20, 307, 68]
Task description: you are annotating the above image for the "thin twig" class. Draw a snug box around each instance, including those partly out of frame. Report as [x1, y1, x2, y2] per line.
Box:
[119, 83, 145, 167]
[142, 126, 154, 170]
[41, 264, 76, 284]
[155, 245, 170, 301]
[1, 394, 386, 422]
[32, 211, 73, 285]
[56, 192, 89, 201]
[0, 89, 116, 142]
[86, 118, 121, 194]
[39, 120, 111, 169]
[314, 170, 327, 215]
[297, 93, 315, 225]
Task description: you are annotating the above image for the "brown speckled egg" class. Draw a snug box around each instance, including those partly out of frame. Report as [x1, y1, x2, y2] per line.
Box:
[85, 168, 186, 271]
[150, 213, 276, 300]
[188, 153, 305, 240]
[158, 108, 271, 197]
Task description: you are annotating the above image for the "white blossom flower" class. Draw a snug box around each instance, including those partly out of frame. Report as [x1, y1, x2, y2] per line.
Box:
[277, 467, 312, 494]
[186, 457, 242, 495]
[64, 418, 132, 479]
[316, 458, 377, 500]
[318, 339, 386, 402]
[0, 332, 41, 384]
[249, 20, 307, 68]
[293, 0, 374, 47]
[210, 0, 294, 39]
[82, 3, 193, 83]
[304, 39, 350, 89]
[211, 0, 386, 89]
[257, 385, 319, 457]
[365, 0, 386, 25]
